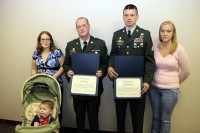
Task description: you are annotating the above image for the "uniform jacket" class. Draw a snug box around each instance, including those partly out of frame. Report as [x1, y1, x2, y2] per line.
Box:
[109, 26, 155, 84]
[63, 35, 108, 99]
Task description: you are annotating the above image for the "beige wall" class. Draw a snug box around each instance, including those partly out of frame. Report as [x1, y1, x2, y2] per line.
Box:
[0, 0, 199, 132]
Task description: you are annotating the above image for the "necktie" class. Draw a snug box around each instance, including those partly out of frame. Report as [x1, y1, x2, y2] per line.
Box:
[128, 30, 131, 38]
[83, 41, 87, 52]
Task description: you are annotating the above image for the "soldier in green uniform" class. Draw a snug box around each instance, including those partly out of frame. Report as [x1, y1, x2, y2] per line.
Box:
[108, 4, 155, 133]
[63, 17, 108, 133]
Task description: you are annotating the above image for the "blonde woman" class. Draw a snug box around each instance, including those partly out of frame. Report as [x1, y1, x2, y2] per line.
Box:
[149, 21, 190, 133]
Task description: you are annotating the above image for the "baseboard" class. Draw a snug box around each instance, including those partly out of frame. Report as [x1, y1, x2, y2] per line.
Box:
[0, 119, 21, 125]
[61, 126, 115, 133]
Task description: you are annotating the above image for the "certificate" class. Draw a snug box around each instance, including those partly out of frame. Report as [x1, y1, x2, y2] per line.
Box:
[70, 75, 98, 96]
[70, 53, 100, 96]
[114, 77, 142, 99]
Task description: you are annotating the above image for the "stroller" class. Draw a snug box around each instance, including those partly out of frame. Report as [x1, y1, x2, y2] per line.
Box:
[15, 74, 61, 133]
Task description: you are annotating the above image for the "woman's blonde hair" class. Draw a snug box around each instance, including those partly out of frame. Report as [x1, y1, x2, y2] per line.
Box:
[159, 21, 178, 54]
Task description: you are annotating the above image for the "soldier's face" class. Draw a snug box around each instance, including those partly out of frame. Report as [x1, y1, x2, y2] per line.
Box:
[123, 9, 138, 28]
[76, 18, 90, 38]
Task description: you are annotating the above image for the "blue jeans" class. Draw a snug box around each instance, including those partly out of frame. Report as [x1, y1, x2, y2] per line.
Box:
[149, 86, 180, 133]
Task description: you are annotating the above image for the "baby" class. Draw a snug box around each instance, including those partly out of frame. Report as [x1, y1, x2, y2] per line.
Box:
[31, 100, 55, 126]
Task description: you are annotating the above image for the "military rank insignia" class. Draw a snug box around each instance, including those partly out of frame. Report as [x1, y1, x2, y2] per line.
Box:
[70, 48, 76, 54]
[116, 37, 124, 46]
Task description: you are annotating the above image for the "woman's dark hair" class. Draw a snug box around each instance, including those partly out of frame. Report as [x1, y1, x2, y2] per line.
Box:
[36, 31, 56, 55]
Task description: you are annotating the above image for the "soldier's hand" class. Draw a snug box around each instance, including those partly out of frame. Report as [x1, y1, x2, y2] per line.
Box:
[108, 67, 118, 79]
[141, 83, 150, 95]
[67, 70, 74, 78]
[96, 70, 102, 77]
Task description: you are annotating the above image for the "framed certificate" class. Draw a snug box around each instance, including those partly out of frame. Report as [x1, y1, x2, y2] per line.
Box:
[114, 77, 142, 99]
[114, 56, 144, 98]
[70, 75, 99, 96]
[70, 53, 100, 96]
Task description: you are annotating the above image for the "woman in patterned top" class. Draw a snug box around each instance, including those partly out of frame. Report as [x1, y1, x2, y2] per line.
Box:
[31, 31, 64, 81]
[31, 31, 64, 123]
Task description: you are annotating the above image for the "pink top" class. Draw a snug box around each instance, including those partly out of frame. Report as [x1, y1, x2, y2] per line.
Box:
[152, 44, 190, 89]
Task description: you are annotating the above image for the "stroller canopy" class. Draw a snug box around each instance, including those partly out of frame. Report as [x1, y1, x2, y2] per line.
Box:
[21, 74, 61, 108]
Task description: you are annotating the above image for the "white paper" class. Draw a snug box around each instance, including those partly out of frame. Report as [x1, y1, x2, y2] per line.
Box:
[71, 75, 97, 95]
[116, 78, 141, 98]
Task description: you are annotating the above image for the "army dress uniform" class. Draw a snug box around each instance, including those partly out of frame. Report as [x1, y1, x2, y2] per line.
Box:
[109, 26, 155, 133]
[63, 35, 108, 133]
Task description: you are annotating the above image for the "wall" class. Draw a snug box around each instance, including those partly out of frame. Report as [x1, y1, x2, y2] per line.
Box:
[0, 0, 200, 132]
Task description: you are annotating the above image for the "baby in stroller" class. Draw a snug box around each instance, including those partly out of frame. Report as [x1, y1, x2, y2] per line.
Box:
[15, 74, 61, 133]
[31, 100, 55, 126]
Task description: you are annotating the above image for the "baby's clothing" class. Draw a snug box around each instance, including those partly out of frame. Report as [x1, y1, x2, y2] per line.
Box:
[31, 115, 55, 126]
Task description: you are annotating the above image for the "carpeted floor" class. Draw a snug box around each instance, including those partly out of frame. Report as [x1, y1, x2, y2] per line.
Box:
[0, 123, 16, 133]
[0, 123, 117, 133]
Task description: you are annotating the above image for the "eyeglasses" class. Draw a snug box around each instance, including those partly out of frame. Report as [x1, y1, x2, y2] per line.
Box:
[41, 38, 50, 42]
